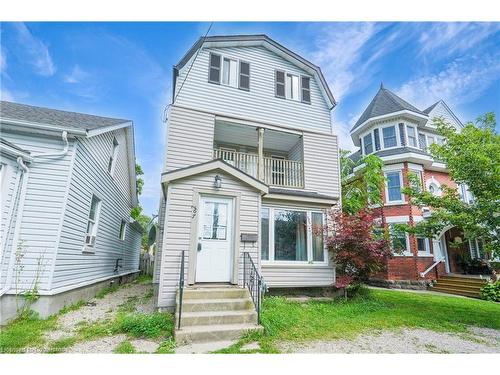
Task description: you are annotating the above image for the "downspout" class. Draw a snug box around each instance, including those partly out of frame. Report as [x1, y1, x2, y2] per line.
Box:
[0, 157, 29, 296]
[1, 131, 70, 296]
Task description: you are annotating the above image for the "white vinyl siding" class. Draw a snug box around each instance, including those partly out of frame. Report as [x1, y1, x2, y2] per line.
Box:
[157, 170, 260, 309]
[302, 131, 340, 198]
[174, 45, 331, 133]
[53, 130, 140, 290]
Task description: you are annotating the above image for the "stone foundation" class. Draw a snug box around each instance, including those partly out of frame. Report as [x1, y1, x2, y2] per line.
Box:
[368, 278, 431, 290]
[0, 271, 138, 325]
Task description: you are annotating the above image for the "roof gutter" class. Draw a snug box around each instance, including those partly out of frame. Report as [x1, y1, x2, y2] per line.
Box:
[0, 117, 87, 136]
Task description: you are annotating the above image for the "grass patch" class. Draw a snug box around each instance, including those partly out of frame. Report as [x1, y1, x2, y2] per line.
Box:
[113, 340, 136, 354]
[95, 284, 120, 299]
[47, 336, 78, 353]
[118, 296, 140, 313]
[156, 338, 176, 354]
[58, 300, 85, 315]
[135, 274, 153, 284]
[0, 310, 57, 353]
[216, 287, 500, 353]
[115, 312, 173, 339]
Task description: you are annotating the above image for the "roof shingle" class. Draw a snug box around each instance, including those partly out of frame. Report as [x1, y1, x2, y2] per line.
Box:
[352, 86, 427, 131]
[0, 101, 130, 131]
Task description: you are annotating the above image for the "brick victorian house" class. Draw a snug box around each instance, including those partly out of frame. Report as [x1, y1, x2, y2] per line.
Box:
[348, 85, 487, 289]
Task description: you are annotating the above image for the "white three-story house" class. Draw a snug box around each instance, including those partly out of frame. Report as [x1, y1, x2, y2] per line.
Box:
[154, 35, 341, 342]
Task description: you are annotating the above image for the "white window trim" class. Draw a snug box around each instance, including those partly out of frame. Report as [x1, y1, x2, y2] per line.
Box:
[387, 221, 411, 257]
[119, 219, 127, 241]
[261, 206, 328, 266]
[83, 194, 102, 253]
[276, 69, 311, 104]
[210, 53, 249, 91]
[384, 169, 405, 204]
[405, 124, 419, 149]
[221, 57, 238, 88]
[381, 124, 399, 149]
[416, 235, 431, 256]
[425, 176, 442, 197]
[108, 137, 119, 176]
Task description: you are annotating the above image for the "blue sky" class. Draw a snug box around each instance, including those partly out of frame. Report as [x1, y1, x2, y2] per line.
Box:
[1, 22, 499, 216]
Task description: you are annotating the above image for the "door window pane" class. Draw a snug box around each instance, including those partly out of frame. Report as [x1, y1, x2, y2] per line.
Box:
[312, 212, 324, 261]
[386, 172, 402, 201]
[203, 202, 228, 240]
[261, 208, 269, 260]
[274, 210, 308, 261]
[382, 126, 397, 148]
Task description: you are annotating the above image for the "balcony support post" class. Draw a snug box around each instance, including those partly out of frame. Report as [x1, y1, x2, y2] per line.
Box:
[257, 127, 265, 181]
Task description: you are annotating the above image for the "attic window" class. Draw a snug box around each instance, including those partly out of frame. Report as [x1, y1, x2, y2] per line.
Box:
[108, 137, 119, 175]
[301, 76, 311, 104]
[286, 73, 299, 101]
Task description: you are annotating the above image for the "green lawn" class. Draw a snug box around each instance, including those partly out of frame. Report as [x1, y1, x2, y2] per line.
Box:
[216, 287, 500, 353]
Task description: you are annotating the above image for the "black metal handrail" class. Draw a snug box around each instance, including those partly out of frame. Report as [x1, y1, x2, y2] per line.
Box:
[177, 250, 186, 329]
[243, 252, 266, 324]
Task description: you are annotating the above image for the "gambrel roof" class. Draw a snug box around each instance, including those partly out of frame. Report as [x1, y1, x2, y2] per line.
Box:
[173, 34, 337, 109]
[352, 85, 426, 131]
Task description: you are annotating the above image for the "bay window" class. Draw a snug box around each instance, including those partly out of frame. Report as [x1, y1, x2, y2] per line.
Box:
[407, 126, 417, 147]
[261, 207, 326, 263]
[385, 171, 403, 202]
[389, 224, 409, 255]
[382, 126, 397, 148]
[363, 133, 373, 154]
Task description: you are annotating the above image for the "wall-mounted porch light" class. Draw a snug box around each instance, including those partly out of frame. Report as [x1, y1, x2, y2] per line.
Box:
[214, 174, 222, 189]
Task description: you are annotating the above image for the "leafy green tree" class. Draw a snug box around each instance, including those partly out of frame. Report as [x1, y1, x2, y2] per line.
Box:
[135, 163, 144, 196]
[341, 151, 385, 215]
[400, 113, 500, 258]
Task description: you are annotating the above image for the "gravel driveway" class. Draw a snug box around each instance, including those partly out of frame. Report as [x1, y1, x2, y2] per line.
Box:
[278, 327, 500, 354]
[42, 280, 161, 353]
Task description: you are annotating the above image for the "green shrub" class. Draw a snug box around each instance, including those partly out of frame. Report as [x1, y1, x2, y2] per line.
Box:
[113, 341, 136, 354]
[115, 312, 173, 338]
[480, 281, 500, 302]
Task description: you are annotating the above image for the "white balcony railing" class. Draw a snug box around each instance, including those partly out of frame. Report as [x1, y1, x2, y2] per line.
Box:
[213, 149, 304, 188]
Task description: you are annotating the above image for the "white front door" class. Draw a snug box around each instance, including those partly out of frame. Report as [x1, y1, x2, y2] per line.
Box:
[196, 196, 233, 282]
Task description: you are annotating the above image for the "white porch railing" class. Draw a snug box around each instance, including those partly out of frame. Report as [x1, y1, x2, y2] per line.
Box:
[213, 149, 304, 188]
[420, 257, 445, 278]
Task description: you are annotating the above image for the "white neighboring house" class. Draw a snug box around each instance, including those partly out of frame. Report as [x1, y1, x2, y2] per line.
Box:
[154, 35, 341, 341]
[0, 101, 142, 324]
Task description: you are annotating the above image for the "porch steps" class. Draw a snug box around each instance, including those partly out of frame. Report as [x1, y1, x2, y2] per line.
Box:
[175, 286, 262, 344]
[431, 275, 489, 298]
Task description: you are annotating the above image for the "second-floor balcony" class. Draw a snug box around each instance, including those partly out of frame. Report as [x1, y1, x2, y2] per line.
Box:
[213, 149, 304, 188]
[213, 119, 304, 188]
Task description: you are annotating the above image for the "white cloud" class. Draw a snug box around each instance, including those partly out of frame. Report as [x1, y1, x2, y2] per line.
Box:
[396, 53, 500, 110]
[12, 22, 56, 76]
[311, 23, 378, 101]
[0, 88, 15, 101]
[63, 64, 89, 84]
[419, 23, 500, 56]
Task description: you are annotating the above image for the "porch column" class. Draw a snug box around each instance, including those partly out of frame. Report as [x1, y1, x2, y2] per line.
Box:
[257, 127, 265, 181]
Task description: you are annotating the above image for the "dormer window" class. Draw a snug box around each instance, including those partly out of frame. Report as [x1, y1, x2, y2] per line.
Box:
[382, 126, 397, 148]
[363, 133, 373, 154]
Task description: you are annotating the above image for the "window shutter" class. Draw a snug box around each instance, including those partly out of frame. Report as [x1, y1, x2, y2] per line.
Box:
[374, 128, 381, 151]
[239, 61, 250, 90]
[208, 53, 221, 83]
[398, 123, 406, 146]
[275, 70, 285, 98]
[301, 76, 311, 103]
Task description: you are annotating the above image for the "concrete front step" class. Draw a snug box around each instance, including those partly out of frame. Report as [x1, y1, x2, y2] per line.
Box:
[175, 323, 263, 344]
[182, 288, 250, 300]
[179, 309, 258, 326]
[180, 298, 254, 313]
